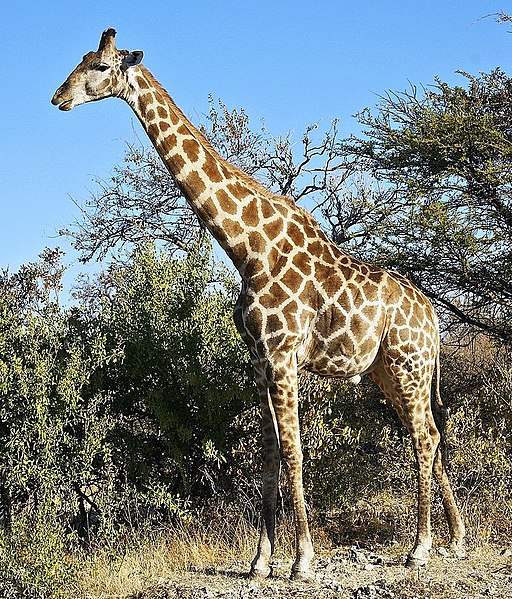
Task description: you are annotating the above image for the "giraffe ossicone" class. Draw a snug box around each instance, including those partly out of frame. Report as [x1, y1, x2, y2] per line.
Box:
[52, 28, 465, 579]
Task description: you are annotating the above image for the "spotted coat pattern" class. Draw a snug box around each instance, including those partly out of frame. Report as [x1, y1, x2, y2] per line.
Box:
[52, 29, 465, 579]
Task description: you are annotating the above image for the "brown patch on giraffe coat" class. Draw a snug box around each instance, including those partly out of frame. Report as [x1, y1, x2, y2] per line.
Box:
[261, 200, 274, 219]
[245, 257, 264, 276]
[287, 222, 306, 247]
[410, 312, 421, 329]
[147, 123, 160, 141]
[333, 331, 355, 354]
[203, 154, 224, 183]
[359, 337, 377, 356]
[304, 223, 319, 239]
[349, 314, 367, 338]
[299, 280, 318, 307]
[136, 76, 150, 89]
[163, 133, 178, 149]
[242, 200, 259, 227]
[308, 240, 324, 257]
[362, 303, 379, 322]
[224, 219, 244, 238]
[169, 111, 180, 125]
[159, 121, 170, 133]
[314, 263, 341, 295]
[177, 124, 189, 135]
[184, 170, 206, 196]
[249, 273, 267, 292]
[200, 196, 219, 220]
[170, 153, 186, 172]
[263, 218, 283, 240]
[292, 252, 312, 276]
[399, 328, 411, 343]
[330, 306, 348, 329]
[183, 139, 201, 163]
[231, 243, 246, 258]
[313, 356, 329, 372]
[248, 231, 266, 254]
[267, 313, 283, 334]
[394, 310, 408, 330]
[138, 93, 153, 113]
[281, 268, 303, 294]
[400, 295, 413, 315]
[325, 273, 343, 296]
[157, 105, 168, 118]
[247, 306, 264, 332]
[279, 238, 294, 257]
[227, 181, 251, 199]
[367, 269, 384, 285]
[147, 108, 156, 121]
[216, 189, 238, 215]
[361, 284, 379, 303]
[275, 203, 290, 218]
[260, 282, 289, 308]
[337, 289, 350, 309]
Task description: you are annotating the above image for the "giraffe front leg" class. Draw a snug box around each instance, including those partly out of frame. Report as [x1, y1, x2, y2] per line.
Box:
[250, 390, 280, 579]
[280, 424, 314, 581]
[270, 359, 314, 580]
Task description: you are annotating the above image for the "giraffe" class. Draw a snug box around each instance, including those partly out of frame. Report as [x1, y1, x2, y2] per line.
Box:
[52, 28, 465, 579]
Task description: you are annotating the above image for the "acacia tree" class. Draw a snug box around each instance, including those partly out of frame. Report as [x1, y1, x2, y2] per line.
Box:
[330, 69, 512, 344]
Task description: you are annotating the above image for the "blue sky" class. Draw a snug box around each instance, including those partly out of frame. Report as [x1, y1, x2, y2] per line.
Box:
[2, 1, 511, 296]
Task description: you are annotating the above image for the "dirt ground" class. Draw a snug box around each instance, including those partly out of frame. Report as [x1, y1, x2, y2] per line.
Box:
[129, 544, 512, 599]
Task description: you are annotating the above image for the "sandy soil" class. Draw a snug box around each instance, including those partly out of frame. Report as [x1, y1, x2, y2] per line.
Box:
[130, 544, 512, 599]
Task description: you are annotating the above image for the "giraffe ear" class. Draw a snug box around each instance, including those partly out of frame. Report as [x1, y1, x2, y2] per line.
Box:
[122, 51, 144, 71]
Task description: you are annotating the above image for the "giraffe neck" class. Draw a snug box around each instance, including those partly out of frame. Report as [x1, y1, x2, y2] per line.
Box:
[122, 65, 275, 273]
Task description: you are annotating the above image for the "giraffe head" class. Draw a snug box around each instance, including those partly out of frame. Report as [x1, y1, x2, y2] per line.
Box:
[51, 28, 143, 111]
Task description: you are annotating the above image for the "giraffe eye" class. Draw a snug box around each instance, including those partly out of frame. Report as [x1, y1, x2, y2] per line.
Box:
[94, 64, 110, 72]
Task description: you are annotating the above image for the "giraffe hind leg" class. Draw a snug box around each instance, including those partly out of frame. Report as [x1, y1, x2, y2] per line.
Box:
[370, 366, 439, 567]
[433, 445, 466, 556]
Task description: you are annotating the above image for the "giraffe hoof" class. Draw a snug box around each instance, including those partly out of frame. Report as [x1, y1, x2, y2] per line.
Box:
[405, 555, 428, 569]
[249, 566, 272, 580]
[290, 568, 313, 582]
[449, 541, 466, 559]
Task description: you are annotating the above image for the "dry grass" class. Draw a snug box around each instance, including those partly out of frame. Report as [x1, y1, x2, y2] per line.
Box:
[70, 493, 512, 598]
[5, 488, 507, 599]
[73, 514, 303, 598]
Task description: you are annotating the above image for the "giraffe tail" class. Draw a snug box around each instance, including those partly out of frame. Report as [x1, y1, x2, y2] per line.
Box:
[434, 346, 443, 408]
[432, 343, 449, 458]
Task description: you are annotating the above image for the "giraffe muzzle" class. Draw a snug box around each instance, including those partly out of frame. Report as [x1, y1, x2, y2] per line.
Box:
[51, 87, 73, 111]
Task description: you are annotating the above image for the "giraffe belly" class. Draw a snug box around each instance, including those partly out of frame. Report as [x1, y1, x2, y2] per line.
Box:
[301, 350, 379, 379]
[297, 326, 381, 379]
